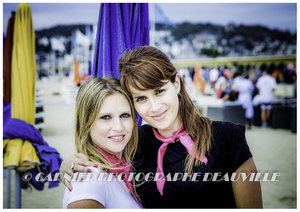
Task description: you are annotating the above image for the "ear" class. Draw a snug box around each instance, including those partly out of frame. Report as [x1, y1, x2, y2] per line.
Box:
[174, 73, 181, 93]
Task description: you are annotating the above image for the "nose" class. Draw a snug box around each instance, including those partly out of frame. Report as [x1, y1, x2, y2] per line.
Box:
[112, 117, 123, 132]
[148, 96, 161, 113]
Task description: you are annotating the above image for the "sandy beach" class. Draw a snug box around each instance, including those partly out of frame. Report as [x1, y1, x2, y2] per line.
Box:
[3, 76, 297, 208]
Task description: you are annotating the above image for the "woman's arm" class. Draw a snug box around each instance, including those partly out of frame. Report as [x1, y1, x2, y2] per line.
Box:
[67, 199, 104, 208]
[60, 153, 98, 190]
[232, 157, 263, 208]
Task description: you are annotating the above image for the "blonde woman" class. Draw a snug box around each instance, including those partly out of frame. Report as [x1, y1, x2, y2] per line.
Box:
[62, 77, 142, 208]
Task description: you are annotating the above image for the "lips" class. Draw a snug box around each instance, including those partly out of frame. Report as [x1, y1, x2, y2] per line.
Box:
[108, 135, 125, 142]
[151, 110, 167, 121]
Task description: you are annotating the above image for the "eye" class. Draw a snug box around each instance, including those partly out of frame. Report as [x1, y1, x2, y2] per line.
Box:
[100, 115, 111, 120]
[155, 89, 165, 95]
[120, 113, 131, 118]
[136, 96, 146, 102]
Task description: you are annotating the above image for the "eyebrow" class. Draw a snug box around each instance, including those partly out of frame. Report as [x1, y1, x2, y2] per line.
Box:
[131, 91, 143, 99]
[131, 85, 167, 98]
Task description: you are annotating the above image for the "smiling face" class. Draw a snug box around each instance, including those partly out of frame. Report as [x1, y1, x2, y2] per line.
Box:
[90, 93, 134, 159]
[129, 75, 182, 137]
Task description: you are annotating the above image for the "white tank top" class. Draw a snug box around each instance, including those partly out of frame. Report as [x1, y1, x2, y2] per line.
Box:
[62, 167, 141, 208]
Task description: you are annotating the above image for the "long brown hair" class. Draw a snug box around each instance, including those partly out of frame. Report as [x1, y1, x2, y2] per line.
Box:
[118, 46, 212, 173]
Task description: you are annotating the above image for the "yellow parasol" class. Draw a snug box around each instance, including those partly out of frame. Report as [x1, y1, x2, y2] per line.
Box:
[3, 3, 40, 171]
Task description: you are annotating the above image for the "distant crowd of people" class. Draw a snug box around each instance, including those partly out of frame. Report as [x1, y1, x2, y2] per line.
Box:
[179, 62, 296, 129]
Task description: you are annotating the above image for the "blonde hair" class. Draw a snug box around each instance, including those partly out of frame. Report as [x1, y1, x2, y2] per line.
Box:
[118, 46, 212, 173]
[75, 77, 139, 194]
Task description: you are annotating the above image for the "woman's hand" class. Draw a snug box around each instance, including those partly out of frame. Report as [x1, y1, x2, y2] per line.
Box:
[60, 153, 98, 191]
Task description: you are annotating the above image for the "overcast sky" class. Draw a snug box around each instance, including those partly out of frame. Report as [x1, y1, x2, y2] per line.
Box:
[158, 3, 296, 33]
[2, 3, 297, 34]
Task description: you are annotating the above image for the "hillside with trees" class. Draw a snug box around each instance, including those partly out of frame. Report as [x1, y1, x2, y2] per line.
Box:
[34, 22, 296, 62]
[155, 22, 296, 59]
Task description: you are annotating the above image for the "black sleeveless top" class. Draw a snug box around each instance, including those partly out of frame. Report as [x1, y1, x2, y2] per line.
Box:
[132, 121, 252, 208]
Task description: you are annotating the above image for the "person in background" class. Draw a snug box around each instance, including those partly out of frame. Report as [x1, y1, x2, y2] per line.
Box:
[254, 69, 277, 128]
[193, 64, 206, 94]
[215, 68, 232, 99]
[233, 73, 254, 129]
[222, 70, 239, 102]
[209, 67, 219, 89]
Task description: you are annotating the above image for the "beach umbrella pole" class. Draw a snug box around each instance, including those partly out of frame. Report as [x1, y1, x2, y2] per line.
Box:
[15, 171, 21, 208]
[3, 169, 20, 208]
[5, 169, 11, 208]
